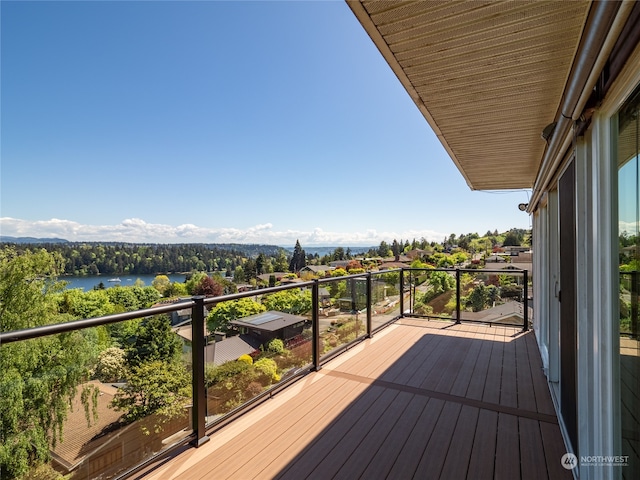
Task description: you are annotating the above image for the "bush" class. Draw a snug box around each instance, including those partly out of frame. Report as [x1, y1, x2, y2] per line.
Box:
[95, 347, 127, 382]
[238, 354, 253, 365]
[205, 360, 251, 386]
[254, 358, 281, 383]
[266, 338, 285, 355]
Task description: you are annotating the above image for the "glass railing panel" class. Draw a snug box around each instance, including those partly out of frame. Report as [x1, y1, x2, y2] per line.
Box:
[405, 268, 456, 321]
[318, 276, 366, 356]
[370, 270, 402, 330]
[457, 269, 528, 327]
[1, 314, 194, 480]
[204, 285, 314, 422]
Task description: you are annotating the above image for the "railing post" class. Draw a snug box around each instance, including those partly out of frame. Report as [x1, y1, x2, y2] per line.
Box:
[455, 269, 461, 324]
[523, 270, 529, 331]
[399, 269, 405, 317]
[312, 280, 321, 371]
[366, 272, 372, 337]
[191, 295, 209, 447]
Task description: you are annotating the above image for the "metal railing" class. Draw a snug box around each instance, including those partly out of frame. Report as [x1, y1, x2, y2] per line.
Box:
[0, 266, 528, 479]
[401, 267, 529, 330]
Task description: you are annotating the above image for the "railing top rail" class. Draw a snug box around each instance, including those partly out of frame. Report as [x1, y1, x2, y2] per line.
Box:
[403, 267, 528, 274]
[0, 301, 195, 344]
[460, 268, 528, 274]
[1, 266, 530, 345]
[368, 268, 403, 275]
[201, 280, 316, 307]
[317, 271, 369, 284]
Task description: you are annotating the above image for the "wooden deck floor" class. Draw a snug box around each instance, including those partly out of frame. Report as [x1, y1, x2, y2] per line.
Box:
[141, 320, 571, 480]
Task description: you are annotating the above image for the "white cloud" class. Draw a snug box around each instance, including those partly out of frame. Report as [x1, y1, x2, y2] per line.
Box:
[0, 217, 446, 247]
[619, 220, 639, 236]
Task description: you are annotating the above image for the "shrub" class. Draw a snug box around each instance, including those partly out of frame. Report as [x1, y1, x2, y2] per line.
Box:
[254, 358, 281, 383]
[95, 346, 127, 382]
[205, 360, 251, 387]
[238, 354, 253, 365]
[266, 338, 285, 355]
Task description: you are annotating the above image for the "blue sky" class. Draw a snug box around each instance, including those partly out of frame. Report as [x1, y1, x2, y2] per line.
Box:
[1, 0, 531, 247]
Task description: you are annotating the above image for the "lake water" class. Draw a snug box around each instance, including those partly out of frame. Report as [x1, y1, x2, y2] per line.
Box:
[61, 274, 187, 291]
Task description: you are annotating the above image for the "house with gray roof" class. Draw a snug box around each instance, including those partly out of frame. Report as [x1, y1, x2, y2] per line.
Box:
[230, 310, 307, 344]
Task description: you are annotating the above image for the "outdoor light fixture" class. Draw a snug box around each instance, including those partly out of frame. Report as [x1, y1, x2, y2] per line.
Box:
[541, 122, 557, 142]
[518, 203, 529, 211]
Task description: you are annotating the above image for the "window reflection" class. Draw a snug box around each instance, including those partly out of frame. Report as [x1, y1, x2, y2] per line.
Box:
[618, 83, 640, 480]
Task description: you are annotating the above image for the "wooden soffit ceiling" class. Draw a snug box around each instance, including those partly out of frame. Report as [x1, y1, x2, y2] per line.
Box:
[348, 0, 592, 190]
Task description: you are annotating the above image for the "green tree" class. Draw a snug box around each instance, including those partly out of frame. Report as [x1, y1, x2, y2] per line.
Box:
[262, 289, 312, 315]
[110, 360, 190, 431]
[273, 251, 289, 272]
[391, 240, 401, 257]
[0, 248, 94, 478]
[130, 286, 161, 307]
[503, 229, 522, 246]
[256, 253, 266, 276]
[377, 241, 390, 257]
[185, 271, 208, 295]
[151, 274, 171, 295]
[244, 258, 256, 281]
[124, 315, 182, 368]
[105, 286, 141, 311]
[333, 247, 345, 261]
[207, 298, 266, 334]
[165, 281, 188, 298]
[426, 270, 455, 300]
[288, 240, 306, 273]
[468, 284, 488, 312]
[56, 288, 115, 319]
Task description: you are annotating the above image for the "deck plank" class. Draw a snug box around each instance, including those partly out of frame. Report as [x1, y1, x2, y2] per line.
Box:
[500, 332, 518, 408]
[494, 413, 520, 480]
[139, 321, 570, 480]
[413, 401, 462, 478]
[439, 405, 480, 479]
[449, 327, 484, 397]
[482, 333, 505, 405]
[384, 398, 446, 479]
[468, 409, 498, 479]
[519, 417, 550, 480]
[515, 332, 537, 412]
[524, 331, 557, 416]
[356, 393, 429, 480]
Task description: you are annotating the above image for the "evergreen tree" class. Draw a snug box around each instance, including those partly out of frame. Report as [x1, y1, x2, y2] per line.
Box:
[377, 241, 390, 257]
[124, 315, 182, 368]
[256, 253, 265, 276]
[392, 240, 401, 257]
[288, 240, 306, 273]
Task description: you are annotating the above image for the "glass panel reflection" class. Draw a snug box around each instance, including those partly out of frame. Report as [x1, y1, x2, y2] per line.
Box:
[617, 83, 640, 480]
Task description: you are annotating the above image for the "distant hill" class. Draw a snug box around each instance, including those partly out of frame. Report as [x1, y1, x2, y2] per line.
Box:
[287, 246, 375, 257]
[0, 236, 69, 244]
[205, 243, 286, 257]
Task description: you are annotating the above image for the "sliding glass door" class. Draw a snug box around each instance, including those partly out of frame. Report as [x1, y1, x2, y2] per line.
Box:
[617, 83, 640, 480]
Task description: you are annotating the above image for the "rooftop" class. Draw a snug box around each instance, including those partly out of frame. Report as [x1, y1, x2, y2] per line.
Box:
[230, 311, 307, 332]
